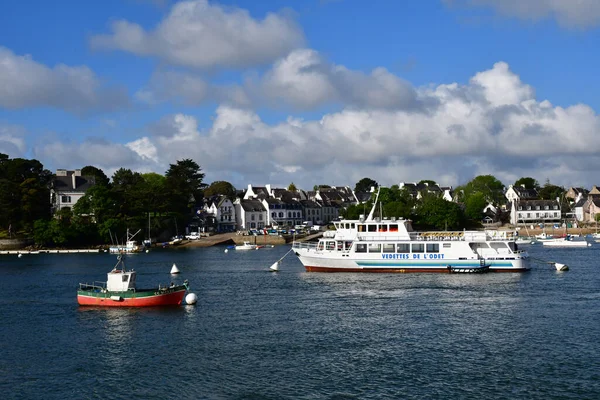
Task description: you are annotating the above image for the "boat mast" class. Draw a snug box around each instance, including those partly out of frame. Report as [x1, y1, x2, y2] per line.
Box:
[366, 187, 380, 221]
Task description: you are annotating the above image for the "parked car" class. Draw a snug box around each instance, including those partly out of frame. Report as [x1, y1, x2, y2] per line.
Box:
[185, 232, 201, 240]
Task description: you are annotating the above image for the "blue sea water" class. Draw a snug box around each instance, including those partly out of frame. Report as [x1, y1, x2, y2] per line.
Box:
[1, 244, 600, 399]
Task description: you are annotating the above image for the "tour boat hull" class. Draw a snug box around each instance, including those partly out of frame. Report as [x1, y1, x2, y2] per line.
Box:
[77, 285, 187, 307]
[297, 253, 529, 273]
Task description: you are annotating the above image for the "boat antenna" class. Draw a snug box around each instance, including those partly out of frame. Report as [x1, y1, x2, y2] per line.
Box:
[366, 187, 380, 221]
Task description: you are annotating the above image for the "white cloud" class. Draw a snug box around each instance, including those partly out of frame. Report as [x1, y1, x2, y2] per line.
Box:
[0, 47, 128, 113]
[0, 123, 27, 158]
[448, 0, 600, 28]
[258, 49, 418, 110]
[34, 62, 600, 190]
[91, 0, 305, 69]
[138, 49, 418, 111]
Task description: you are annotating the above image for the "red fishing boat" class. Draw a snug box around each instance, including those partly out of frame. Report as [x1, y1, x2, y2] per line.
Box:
[77, 255, 188, 307]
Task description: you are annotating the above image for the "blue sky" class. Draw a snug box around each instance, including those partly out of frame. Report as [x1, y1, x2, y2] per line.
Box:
[1, 0, 599, 190]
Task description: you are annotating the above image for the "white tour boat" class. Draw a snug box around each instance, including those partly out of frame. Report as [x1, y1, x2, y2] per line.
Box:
[292, 196, 530, 273]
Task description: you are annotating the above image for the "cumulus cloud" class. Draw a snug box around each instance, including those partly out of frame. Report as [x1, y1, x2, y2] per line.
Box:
[138, 49, 419, 110]
[0, 123, 27, 158]
[135, 70, 251, 106]
[0, 47, 129, 114]
[35, 62, 600, 190]
[91, 0, 305, 69]
[447, 0, 600, 28]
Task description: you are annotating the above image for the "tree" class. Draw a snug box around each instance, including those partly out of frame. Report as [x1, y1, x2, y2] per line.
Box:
[165, 159, 207, 215]
[414, 196, 462, 230]
[514, 177, 540, 190]
[459, 175, 506, 205]
[204, 181, 236, 198]
[354, 177, 378, 193]
[538, 183, 564, 200]
[81, 165, 110, 187]
[464, 192, 487, 223]
[288, 182, 297, 192]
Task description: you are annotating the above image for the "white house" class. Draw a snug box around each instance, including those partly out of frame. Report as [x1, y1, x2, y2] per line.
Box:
[510, 199, 561, 225]
[50, 169, 96, 214]
[205, 196, 236, 232]
[234, 199, 267, 230]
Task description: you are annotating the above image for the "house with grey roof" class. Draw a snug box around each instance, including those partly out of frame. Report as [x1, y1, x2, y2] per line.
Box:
[50, 169, 96, 214]
[204, 195, 236, 232]
[505, 184, 539, 203]
[234, 199, 267, 230]
[510, 199, 561, 225]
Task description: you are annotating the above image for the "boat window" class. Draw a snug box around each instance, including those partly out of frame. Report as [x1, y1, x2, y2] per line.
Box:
[122, 275, 129, 282]
[326, 241, 335, 250]
[368, 225, 377, 232]
[443, 243, 451, 248]
[356, 243, 367, 253]
[358, 225, 365, 232]
[412, 243, 424, 253]
[426, 243, 439, 253]
[397, 243, 410, 253]
[350, 223, 355, 229]
[344, 241, 353, 251]
[317, 242, 324, 251]
[382, 243, 395, 253]
[368, 243, 382, 253]
[337, 241, 343, 251]
[379, 225, 388, 232]
[389, 224, 398, 232]
[508, 242, 517, 252]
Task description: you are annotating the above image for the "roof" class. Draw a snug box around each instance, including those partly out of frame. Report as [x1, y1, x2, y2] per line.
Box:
[240, 199, 266, 212]
[52, 173, 96, 193]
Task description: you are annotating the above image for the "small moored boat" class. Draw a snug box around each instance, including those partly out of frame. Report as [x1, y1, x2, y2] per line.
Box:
[235, 241, 258, 250]
[77, 255, 188, 307]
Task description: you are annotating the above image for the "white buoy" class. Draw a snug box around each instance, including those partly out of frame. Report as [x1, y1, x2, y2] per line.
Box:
[224, 248, 228, 253]
[18, 253, 23, 258]
[269, 260, 280, 272]
[555, 262, 569, 271]
[185, 293, 198, 305]
[170, 263, 180, 274]
[145, 249, 149, 253]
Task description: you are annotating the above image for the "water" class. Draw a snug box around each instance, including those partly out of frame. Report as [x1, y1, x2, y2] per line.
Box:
[1, 244, 600, 399]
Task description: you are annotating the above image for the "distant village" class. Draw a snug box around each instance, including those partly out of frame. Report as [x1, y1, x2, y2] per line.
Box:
[51, 169, 600, 235]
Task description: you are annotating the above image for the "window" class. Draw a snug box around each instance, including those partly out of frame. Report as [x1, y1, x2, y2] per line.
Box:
[443, 243, 451, 248]
[389, 224, 398, 232]
[279, 212, 283, 218]
[368, 243, 381, 253]
[259, 215, 263, 221]
[378, 225, 387, 232]
[397, 243, 410, 253]
[356, 243, 367, 253]
[251, 215, 255, 221]
[536, 206, 540, 210]
[326, 241, 335, 250]
[412, 243, 424, 253]
[383, 243, 395, 253]
[426, 243, 439, 253]
[368, 225, 377, 232]
[344, 241, 353, 251]
[61, 195, 71, 203]
[545, 205, 549, 210]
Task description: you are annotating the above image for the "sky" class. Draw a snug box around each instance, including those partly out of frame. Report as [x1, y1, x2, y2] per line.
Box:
[1, 0, 600, 191]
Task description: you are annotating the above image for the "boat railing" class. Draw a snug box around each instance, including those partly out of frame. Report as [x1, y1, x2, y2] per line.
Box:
[292, 242, 318, 250]
[79, 281, 106, 290]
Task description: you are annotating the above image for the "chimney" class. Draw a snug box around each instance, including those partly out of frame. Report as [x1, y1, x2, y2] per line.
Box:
[71, 171, 77, 189]
[56, 169, 67, 176]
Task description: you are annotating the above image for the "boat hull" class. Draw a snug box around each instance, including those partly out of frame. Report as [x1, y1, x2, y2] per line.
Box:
[77, 285, 187, 307]
[296, 251, 529, 273]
